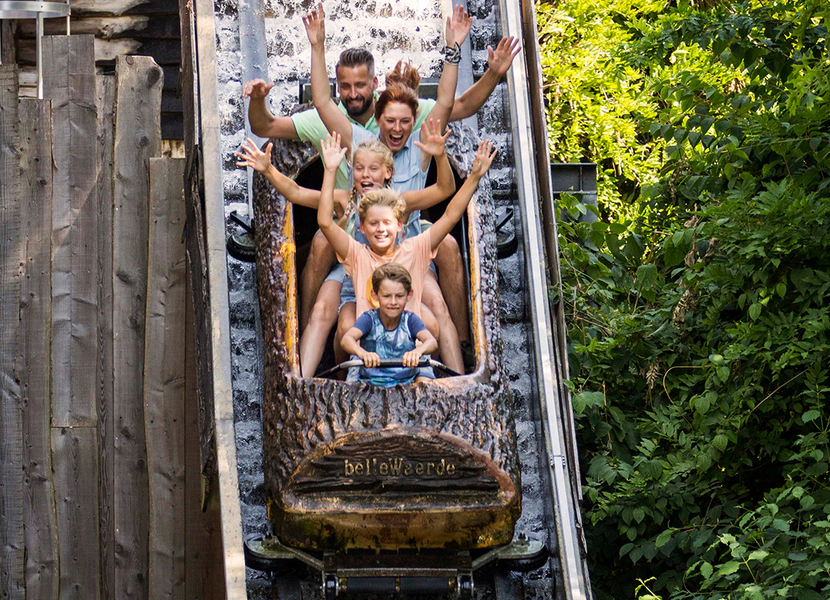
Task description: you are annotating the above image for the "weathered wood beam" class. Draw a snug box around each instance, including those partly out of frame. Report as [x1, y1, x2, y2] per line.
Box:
[111, 53, 163, 599]
[178, 0, 198, 151]
[42, 34, 102, 599]
[71, 0, 149, 16]
[19, 97, 60, 600]
[43, 35, 99, 429]
[190, 0, 247, 594]
[51, 427, 101, 596]
[0, 62, 25, 600]
[145, 157, 187, 599]
[184, 272, 226, 600]
[95, 72, 116, 600]
[17, 16, 151, 39]
[1, 20, 16, 63]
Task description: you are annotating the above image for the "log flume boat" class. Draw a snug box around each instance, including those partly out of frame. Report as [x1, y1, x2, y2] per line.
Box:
[248, 119, 534, 596]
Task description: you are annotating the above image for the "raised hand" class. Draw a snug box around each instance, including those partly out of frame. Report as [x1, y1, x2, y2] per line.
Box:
[302, 2, 326, 48]
[320, 131, 347, 171]
[470, 139, 497, 178]
[413, 118, 451, 158]
[242, 78, 274, 100]
[235, 138, 273, 173]
[445, 4, 472, 48]
[488, 37, 521, 77]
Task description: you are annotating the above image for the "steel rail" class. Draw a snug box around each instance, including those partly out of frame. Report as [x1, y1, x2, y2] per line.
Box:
[499, 0, 592, 598]
[237, 0, 268, 217]
[0, 1, 70, 98]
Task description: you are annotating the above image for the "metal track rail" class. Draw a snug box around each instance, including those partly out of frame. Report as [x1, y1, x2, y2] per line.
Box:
[499, 1, 593, 598]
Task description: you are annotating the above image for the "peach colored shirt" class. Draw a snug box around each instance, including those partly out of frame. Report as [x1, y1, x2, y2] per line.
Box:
[340, 234, 437, 318]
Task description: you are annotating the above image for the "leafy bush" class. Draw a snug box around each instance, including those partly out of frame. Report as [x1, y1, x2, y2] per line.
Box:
[542, 0, 830, 597]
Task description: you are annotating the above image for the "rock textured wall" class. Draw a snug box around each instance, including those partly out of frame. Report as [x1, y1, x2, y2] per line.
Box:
[262, 1, 445, 104]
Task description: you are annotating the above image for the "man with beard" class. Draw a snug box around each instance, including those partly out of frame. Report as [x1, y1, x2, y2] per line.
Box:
[242, 35, 521, 190]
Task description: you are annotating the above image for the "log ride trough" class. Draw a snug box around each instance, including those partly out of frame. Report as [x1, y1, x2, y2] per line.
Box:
[252, 123, 522, 556]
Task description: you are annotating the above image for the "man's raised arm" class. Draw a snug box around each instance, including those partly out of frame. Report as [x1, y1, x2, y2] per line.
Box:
[304, 3, 354, 151]
[449, 36, 521, 122]
[242, 78, 301, 140]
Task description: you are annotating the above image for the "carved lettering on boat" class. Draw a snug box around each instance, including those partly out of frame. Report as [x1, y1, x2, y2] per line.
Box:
[290, 430, 502, 495]
[342, 457, 457, 477]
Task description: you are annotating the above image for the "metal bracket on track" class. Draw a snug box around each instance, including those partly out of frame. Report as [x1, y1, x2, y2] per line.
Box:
[245, 533, 548, 598]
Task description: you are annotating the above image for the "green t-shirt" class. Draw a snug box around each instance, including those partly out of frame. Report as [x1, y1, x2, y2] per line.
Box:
[291, 97, 437, 189]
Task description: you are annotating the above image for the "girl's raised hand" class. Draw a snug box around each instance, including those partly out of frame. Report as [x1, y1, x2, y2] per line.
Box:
[470, 139, 497, 177]
[321, 131, 347, 171]
[235, 138, 273, 173]
[413, 118, 450, 157]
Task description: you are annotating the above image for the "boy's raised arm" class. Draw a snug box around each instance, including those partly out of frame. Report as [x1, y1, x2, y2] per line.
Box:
[317, 133, 352, 259]
[427, 139, 497, 252]
[304, 4, 354, 151]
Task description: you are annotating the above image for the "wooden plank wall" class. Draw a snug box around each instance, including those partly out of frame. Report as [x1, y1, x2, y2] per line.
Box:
[0, 36, 224, 600]
[1, 63, 25, 600]
[19, 97, 60, 599]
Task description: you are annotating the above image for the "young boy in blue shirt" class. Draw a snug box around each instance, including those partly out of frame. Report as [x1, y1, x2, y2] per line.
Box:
[340, 263, 439, 387]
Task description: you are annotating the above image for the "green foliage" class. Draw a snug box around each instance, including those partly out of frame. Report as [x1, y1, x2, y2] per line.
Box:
[538, 0, 668, 220]
[544, 0, 830, 597]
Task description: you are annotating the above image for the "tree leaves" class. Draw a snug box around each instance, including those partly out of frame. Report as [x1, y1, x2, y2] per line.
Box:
[545, 0, 830, 598]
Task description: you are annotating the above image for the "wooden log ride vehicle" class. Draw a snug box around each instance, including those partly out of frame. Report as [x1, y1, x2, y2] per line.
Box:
[248, 123, 543, 596]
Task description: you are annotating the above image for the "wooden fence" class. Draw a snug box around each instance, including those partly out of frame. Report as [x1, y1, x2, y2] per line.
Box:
[0, 35, 223, 600]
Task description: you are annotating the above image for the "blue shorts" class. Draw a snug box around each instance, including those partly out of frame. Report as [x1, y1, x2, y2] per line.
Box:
[324, 262, 346, 284]
[324, 264, 356, 312]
